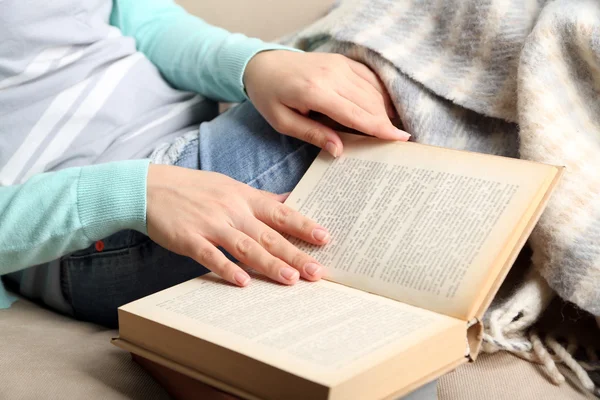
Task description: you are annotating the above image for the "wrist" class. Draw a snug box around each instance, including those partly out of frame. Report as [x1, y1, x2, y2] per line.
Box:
[77, 159, 150, 240]
[242, 48, 302, 98]
[243, 50, 277, 97]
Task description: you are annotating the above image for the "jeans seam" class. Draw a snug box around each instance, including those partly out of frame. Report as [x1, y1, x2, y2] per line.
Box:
[245, 143, 312, 187]
[60, 262, 73, 306]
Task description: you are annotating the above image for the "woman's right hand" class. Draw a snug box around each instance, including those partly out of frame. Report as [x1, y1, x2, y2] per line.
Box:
[146, 164, 329, 287]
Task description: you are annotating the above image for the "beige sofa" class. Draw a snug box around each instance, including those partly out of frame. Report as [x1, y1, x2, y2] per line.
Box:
[0, 1, 594, 399]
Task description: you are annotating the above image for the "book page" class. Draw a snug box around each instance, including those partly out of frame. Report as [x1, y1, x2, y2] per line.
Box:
[122, 273, 462, 385]
[285, 133, 556, 319]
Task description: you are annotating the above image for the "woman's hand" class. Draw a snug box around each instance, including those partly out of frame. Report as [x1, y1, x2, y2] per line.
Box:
[243, 51, 409, 157]
[146, 164, 329, 287]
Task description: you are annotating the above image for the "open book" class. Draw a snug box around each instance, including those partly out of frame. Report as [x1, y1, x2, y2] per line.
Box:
[113, 133, 562, 400]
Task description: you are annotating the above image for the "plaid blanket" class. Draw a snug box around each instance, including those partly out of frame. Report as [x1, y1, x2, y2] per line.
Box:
[288, 0, 600, 394]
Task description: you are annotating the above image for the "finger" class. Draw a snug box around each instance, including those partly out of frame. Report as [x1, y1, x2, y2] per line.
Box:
[345, 60, 396, 117]
[277, 192, 291, 203]
[188, 236, 251, 287]
[218, 226, 300, 285]
[244, 219, 324, 281]
[251, 196, 330, 246]
[346, 69, 396, 119]
[346, 59, 386, 95]
[335, 75, 388, 118]
[256, 189, 290, 203]
[271, 105, 344, 157]
[308, 91, 409, 141]
[256, 189, 283, 200]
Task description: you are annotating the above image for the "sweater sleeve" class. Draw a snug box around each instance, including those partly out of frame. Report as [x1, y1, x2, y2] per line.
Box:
[0, 159, 149, 277]
[110, 0, 299, 102]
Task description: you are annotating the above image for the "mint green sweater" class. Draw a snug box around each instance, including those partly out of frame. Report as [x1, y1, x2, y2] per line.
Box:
[0, 0, 290, 308]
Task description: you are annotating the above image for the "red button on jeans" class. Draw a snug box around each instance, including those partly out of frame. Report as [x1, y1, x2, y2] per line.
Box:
[95, 240, 105, 252]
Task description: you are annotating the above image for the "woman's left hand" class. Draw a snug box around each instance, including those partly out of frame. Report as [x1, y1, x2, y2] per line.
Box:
[243, 51, 409, 158]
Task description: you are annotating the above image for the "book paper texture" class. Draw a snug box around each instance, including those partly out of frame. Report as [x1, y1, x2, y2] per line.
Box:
[285, 133, 553, 318]
[122, 273, 461, 385]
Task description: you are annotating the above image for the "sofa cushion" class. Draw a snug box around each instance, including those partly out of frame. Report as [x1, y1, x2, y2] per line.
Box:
[0, 298, 169, 400]
[439, 350, 595, 400]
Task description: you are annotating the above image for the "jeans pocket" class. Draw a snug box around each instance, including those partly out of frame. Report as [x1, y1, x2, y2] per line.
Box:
[61, 231, 208, 328]
[65, 230, 151, 258]
[60, 230, 153, 326]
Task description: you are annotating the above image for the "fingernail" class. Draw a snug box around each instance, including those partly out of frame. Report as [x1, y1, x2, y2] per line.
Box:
[394, 128, 411, 141]
[312, 228, 329, 242]
[281, 267, 299, 281]
[279, 192, 291, 202]
[325, 141, 338, 158]
[234, 271, 250, 286]
[305, 263, 322, 277]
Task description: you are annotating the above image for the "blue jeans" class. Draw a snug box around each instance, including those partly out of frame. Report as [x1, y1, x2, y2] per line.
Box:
[59, 101, 437, 400]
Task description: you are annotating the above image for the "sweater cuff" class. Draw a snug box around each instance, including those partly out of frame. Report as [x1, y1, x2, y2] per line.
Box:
[77, 159, 150, 241]
[220, 36, 302, 99]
